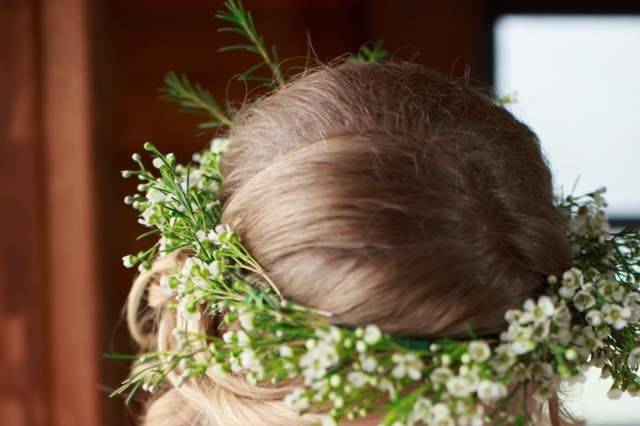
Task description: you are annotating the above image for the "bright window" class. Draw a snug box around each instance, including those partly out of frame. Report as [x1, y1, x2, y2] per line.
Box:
[495, 15, 640, 221]
[495, 14, 640, 426]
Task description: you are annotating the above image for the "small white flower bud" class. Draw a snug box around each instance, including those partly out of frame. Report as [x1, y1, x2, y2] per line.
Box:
[279, 345, 293, 358]
[222, 331, 234, 343]
[122, 255, 135, 268]
[238, 311, 255, 331]
[363, 325, 382, 345]
[329, 375, 341, 387]
[441, 354, 452, 366]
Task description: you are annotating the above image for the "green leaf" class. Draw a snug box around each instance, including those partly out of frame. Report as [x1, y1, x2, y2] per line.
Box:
[104, 352, 140, 360]
[218, 44, 260, 54]
[215, 0, 285, 87]
[352, 39, 389, 63]
[238, 62, 265, 79]
[160, 71, 231, 128]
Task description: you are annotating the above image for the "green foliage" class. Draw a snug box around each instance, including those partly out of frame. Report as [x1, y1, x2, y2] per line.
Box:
[216, 0, 285, 86]
[159, 0, 287, 130]
[117, 142, 640, 425]
[495, 93, 518, 106]
[352, 39, 389, 63]
[160, 72, 231, 129]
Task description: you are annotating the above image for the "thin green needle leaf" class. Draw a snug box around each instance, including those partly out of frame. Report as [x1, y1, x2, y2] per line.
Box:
[218, 44, 260, 54]
[215, 0, 285, 87]
[160, 71, 231, 128]
[238, 62, 265, 79]
[104, 352, 140, 360]
[352, 39, 389, 63]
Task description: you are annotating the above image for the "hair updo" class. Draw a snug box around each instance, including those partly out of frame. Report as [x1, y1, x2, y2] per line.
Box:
[129, 60, 573, 425]
[220, 60, 571, 336]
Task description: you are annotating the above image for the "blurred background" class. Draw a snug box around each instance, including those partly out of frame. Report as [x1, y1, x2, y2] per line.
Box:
[1, 0, 638, 425]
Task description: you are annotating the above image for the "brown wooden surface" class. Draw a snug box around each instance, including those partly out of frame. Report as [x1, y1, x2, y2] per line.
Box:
[41, 0, 102, 424]
[0, 1, 49, 425]
[1, 1, 483, 425]
[1, 0, 102, 425]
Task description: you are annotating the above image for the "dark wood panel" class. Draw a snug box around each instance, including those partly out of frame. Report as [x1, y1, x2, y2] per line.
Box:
[41, 0, 102, 424]
[0, 0, 49, 425]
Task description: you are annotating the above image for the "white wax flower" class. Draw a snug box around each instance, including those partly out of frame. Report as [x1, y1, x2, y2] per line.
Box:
[467, 341, 491, 363]
[210, 138, 231, 154]
[477, 380, 507, 403]
[346, 371, 368, 388]
[391, 353, 423, 380]
[363, 324, 382, 345]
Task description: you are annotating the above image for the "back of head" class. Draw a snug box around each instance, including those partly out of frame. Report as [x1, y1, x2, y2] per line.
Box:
[135, 60, 573, 425]
[220, 60, 571, 337]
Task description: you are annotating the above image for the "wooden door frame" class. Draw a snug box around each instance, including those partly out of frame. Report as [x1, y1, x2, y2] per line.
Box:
[1, 0, 102, 424]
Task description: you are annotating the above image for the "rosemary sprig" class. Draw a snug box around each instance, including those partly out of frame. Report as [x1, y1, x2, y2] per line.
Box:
[160, 71, 231, 129]
[352, 39, 389, 63]
[216, 0, 285, 86]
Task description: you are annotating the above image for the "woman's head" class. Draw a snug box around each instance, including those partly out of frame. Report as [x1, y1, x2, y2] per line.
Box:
[220, 60, 571, 337]
[131, 60, 572, 425]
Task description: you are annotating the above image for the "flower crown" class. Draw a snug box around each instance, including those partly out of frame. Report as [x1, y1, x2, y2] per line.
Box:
[116, 139, 640, 426]
[114, 2, 640, 425]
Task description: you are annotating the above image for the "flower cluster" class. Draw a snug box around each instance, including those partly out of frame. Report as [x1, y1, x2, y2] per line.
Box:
[115, 141, 640, 425]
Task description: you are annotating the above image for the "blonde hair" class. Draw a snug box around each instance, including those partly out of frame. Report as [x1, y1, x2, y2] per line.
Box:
[128, 61, 577, 425]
